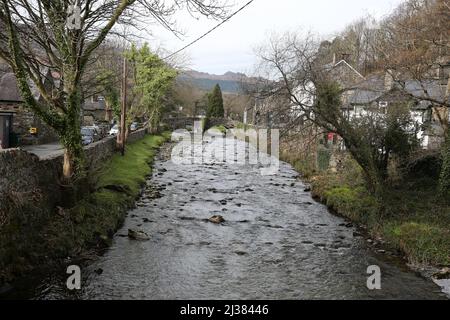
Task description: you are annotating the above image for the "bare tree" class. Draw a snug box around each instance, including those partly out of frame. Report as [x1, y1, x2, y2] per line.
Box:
[377, 0, 449, 127]
[0, 0, 227, 181]
[255, 32, 419, 194]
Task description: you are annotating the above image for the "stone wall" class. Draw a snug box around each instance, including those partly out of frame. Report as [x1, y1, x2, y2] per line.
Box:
[0, 128, 148, 231]
[84, 136, 116, 171]
[0, 149, 61, 230]
[127, 128, 147, 144]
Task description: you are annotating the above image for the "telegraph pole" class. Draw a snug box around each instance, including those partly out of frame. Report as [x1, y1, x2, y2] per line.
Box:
[118, 56, 128, 156]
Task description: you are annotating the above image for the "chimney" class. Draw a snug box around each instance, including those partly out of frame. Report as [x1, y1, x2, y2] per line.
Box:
[341, 53, 350, 62]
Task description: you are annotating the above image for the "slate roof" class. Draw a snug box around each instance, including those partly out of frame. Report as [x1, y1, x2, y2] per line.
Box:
[348, 73, 386, 105]
[83, 97, 105, 111]
[0, 67, 52, 103]
[403, 80, 449, 104]
[348, 75, 449, 109]
[0, 73, 23, 102]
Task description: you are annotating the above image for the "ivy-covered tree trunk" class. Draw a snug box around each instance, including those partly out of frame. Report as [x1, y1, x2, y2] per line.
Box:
[439, 76, 450, 198]
[61, 127, 84, 182]
[439, 129, 450, 198]
[345, 142, 385, 195]
[61, 86, 84, 182]
[105, 101, 113, 122]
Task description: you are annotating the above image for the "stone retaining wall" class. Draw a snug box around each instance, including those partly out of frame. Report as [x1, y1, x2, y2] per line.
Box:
[0, 128, 148, 231]
[0, 149, 61, 230]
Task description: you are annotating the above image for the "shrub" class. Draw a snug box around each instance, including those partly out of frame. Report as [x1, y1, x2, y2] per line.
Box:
[384, 222, 450, 265]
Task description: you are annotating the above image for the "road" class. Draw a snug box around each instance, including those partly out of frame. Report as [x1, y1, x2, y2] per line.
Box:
[22, 142, 64, 159]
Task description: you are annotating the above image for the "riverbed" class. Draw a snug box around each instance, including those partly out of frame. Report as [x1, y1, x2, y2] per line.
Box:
[7, 136, 448, 299]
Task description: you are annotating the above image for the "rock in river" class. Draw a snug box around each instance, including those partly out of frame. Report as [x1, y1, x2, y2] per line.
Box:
[209, 215, 225, 224]
[128, 229, 150, 241]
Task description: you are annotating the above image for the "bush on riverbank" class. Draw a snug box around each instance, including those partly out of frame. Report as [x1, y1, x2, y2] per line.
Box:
[0, 133, 169, 286]
[286, 151, 450, 266]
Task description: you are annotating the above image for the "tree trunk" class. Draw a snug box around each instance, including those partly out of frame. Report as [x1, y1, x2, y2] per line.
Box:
[345, 142, 386, 196]
[362, 166, 385, 196]
[105, 101, 112, 122]
[438, 77, 450, 198]
[439, 129, 450, 198]
[62, 142, 84, 182]
[61, 87, 85, 183]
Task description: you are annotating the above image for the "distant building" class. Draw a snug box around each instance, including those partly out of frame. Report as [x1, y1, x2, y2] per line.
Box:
[0, 64, 115, 148]
[82, 94, 108, 125]
[346, 72, 450, 149]
[0, 71, 58, 147]
[290, 55, 449, 150]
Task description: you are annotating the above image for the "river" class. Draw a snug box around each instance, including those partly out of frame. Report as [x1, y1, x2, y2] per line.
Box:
[6, 134, 448, 299]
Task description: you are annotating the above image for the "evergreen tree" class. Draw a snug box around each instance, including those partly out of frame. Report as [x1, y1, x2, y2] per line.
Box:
[207, 84, 224, 118]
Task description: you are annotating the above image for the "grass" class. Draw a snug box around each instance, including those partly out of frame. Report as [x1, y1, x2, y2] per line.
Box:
[209, 125, 227, 134]
[383, 222, 450, 266]
[49, 133, 169, 256]
[284, 150, 450, 267]
[96, 134, 167, 195]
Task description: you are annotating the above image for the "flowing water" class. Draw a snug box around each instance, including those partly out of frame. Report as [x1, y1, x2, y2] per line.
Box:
[5, 135, 448, 299]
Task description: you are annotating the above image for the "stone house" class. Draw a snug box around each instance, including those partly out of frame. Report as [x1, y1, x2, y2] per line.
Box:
[0, 65, 114, 148]
[82, 94, 109, 126]
[0, 71, 58, 148]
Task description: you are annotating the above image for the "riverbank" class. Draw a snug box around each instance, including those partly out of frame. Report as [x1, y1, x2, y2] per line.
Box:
[282, 152, 450, 272]
[0, 133, 169, 290]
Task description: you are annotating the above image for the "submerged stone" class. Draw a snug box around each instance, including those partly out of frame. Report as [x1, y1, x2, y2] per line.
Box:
[128, 229, 150, 241]
[208, 215, 225, 224]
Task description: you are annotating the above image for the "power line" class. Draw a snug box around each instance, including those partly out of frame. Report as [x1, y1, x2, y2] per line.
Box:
[163, 0, 256, 60]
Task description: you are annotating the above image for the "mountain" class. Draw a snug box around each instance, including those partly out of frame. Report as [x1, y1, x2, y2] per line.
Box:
[183, 70, 248, 81]
[177, 70, 253, 94]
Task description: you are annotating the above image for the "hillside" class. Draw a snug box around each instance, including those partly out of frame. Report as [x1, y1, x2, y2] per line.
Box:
[177, 70, 252, 94]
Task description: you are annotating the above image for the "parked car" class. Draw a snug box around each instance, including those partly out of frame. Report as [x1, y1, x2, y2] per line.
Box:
[81, 127, 95, 145]
[84, 125, 101, 141]
[130, 122, 139, 132]
[109, 124, 119, 136]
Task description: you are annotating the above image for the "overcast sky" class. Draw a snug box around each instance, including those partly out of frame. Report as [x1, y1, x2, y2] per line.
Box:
[145, 0, 406, 75]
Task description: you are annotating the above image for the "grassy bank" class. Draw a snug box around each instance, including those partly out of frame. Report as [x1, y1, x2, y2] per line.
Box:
[283, 152, 450, 267]
[46, 133, 170, 258]
[209, 125, 227, 134]
[0, 133, 169, 285]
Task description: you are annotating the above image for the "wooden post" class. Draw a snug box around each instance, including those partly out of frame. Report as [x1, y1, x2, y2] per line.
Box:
[118, 56, 127, 156]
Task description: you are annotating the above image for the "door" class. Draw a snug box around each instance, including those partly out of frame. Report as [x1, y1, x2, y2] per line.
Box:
[0, 115, 11, 149]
